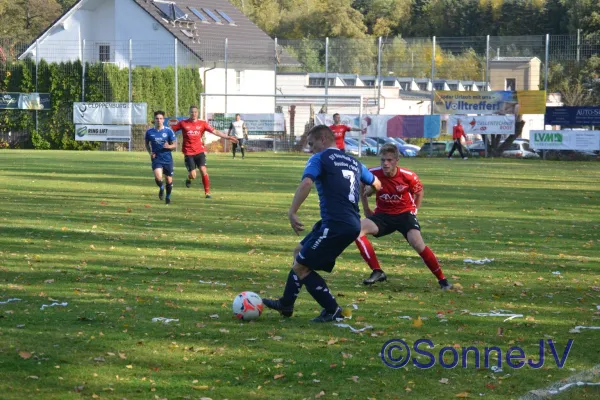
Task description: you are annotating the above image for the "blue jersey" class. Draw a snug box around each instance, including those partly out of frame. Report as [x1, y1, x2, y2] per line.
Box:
[302, 148, 375, 229]
[145, 127, 176, 164]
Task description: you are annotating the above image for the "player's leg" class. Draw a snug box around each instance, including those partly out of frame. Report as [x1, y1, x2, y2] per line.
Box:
[164, 163, 174, 204]
[357, 215, 390, 285]
[401, 214, 453, 290]
[198, 153, 211, 198]
[240, 139, 245, 159]
[153, 167, 164, 200]
[184, 155, 194, 188]
[448, 141, 458, 158]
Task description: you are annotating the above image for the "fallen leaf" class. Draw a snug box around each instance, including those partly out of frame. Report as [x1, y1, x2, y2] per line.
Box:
[350, 376, 359, 383]
[456, 392, 470, 398]
[514, 282, 523, 287]
[439, 378, 449, 384]
[219, 328, 229, 334]
[19, 351, 32, 360]
[271, 336, 282, 341]
[316, 391, 326, 398]
[44, 279, 55, 284]
[125, 365, 133, 369]
[192, 385, 209, 390]
[412, 316, 423, 328]
[92, 394, 100, 399]
[118, 353, 126, 360]
[327, 339, 338, 345]
[27, 375, 39, 380]
[144, 204, 151, 208]
[274, 374, 285, 380]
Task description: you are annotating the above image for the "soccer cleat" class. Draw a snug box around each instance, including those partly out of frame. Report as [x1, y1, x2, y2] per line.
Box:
[439, 279, 453, 291]
[185, 179, 191, 188]
[363, 269, 387, 285]
[205, 193, 212, 199]
[165, 197, 171, 205]
[463, 157, 469, 160]
[311, 307, 343, 323]
[262, 298, 294, 318]
[158, 188, 164, 200]
[447, 157, 453, 160]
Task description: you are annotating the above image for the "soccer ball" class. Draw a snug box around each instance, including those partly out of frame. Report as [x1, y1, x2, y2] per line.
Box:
[232, 291, 263, 321]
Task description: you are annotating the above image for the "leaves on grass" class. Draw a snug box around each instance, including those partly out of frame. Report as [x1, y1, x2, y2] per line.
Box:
[19, 351, 32, 360]
[456, 392, 470, 398]
[273, 373, 285, 380]
[315, 391, 325, 398]
[439, 378, 449, 384]
[412, 316, 423, 328]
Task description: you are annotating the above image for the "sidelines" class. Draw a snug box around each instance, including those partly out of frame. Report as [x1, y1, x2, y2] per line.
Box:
[518, 363, 600, 399]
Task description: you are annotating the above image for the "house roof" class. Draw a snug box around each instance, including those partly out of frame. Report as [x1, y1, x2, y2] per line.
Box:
[133, 0, 290, 66]
[491, 56, 541, 63]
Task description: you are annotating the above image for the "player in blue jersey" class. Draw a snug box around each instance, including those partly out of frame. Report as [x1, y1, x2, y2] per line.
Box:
[145, 111, 177, 205]
[263, 125, 382, 322]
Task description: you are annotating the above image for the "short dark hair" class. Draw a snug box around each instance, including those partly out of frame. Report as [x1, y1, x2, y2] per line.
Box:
[379, 143, 400, 159]
[235, 113, 241, 117]
[308, 125, 335, 142]
[189, 105, 198, 110]
[333, 113, 340, 118]
[154, 110, 165, 117]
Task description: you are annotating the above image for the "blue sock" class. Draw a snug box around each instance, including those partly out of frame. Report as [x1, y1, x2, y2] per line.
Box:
[281, 269, 302, 306]
[302, 271, 338, 313]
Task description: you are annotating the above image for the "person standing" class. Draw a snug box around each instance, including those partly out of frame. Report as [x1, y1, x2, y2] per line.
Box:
[228, 114, 248, 159]
[329, 113, 364, 152]
[145, 111, 177, 205]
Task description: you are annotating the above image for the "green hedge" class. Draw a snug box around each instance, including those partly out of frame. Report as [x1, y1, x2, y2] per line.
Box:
[0, 60, 202, 150]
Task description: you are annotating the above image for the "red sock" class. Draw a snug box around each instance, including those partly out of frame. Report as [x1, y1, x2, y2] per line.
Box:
[419, 246, 445, 280]
[201, 174, 210, 194]
[355, 236, 381, 271]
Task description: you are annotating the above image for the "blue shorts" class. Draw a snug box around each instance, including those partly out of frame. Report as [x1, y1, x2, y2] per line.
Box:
[152, 161, 174, 177]
[296, 220, 360, 272]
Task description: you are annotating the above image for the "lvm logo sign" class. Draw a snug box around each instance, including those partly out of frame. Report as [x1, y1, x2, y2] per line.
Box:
[534, 132, 563, 143]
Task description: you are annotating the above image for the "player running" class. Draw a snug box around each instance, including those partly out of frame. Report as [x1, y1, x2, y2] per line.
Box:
[145, 111, 177, 205]
[355, 143, 453, 290]
[262, 125, 382, 322]
[170, 105, 237, 198]
[329, 112, 364, 152]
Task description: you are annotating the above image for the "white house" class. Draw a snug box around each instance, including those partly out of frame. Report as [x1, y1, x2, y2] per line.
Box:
[20, 0, 287, 116]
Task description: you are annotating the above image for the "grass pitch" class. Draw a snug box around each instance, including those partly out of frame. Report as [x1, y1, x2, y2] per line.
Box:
[0, 151, 599, 400]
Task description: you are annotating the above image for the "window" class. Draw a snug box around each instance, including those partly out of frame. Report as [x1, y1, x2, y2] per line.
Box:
[99, 44, 111, 62]
[202, 8, 222, 23]
[308, 78, 335, 87]
[343, 79, 356, 86]
[154, 1, 188, 20]
[464, 84, 472, 91]
[434, 83, 445, 90]
[417, 82, 428, 90]
[216, 10, 235, 25]
[363, 80, 375, 87]
[235, 70, 241, 91]
[522, 143, 531, 151]
[383, 80, 395, 87]
[448, 84, 457, 90]
[506, 78, 516, 91]
[189, 7, 209, 22]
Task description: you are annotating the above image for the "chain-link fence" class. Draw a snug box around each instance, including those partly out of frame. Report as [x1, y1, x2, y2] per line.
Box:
[1, 34, 599, 151]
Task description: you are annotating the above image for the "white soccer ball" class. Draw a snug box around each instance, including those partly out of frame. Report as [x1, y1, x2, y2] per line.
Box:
[232, 291, 263, 321]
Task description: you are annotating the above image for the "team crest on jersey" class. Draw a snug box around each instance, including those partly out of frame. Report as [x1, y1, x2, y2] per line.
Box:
[396, 184, 408, 192]
[162, 133, 167, 138]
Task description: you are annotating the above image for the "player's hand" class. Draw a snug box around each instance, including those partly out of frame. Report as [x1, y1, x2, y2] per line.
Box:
[363, 185, 375, 198]
[364, 208, 374, 218]
[288, 213, 304, 235]
[163, 142, 171, 149]
[371, 176, 382, 191]
[229, 136, 239, 143]
[151, 153, 156, 159]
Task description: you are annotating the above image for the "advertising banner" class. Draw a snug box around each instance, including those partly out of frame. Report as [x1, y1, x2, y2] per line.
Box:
[434, 91, 546, 115]
[207, 113, 285, 133]
[0, 92, 51, 110]
[447, 115, 515, 135]
[73, 103, 147, 125]
[531, 130, 600, 151]
[74, 125, 132, 142]
[544, 107, 600, 126]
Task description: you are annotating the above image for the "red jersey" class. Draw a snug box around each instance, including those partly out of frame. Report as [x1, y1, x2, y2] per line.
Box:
[329, 124, 351, 150]
[370, 167, 423, 215]
[452, 124, 465, 140]
[171, 119, 215, 155]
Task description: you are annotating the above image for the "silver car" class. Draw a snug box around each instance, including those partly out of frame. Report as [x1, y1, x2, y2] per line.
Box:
[502, 141, 540, 159]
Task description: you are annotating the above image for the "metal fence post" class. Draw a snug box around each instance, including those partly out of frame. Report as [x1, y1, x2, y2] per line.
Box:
[274, 37, 278, 113]
[485, 35, 490, 88]
[358, 94, 363, 158]
[224, 38, 228, 113]
[175, 38, 179, 117]
[544, 33, 549, 92]
[429, 36, 435, 157]
[577, 29, 581, 63]
[35, 39, 39, 133]
[81, 39, 86, 101]
[128, 39, 133, 102]
[377, 36, 382, 115]
[325, 37, 329, 112]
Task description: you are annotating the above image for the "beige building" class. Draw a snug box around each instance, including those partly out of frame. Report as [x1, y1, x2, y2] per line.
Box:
[489, 57, 541, 91]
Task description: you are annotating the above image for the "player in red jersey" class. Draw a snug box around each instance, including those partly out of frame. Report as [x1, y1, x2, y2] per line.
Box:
[171, 106, 237, 198]
[354, 143, 453, 290]
[329, 113, 364, 151]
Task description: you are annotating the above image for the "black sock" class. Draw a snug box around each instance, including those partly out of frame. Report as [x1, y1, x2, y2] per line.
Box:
[241, 148, 245, 157]
[281, 269, 303, 306]
[166, 183, 172, 198]
[155, 178, 164, 189]
[302, 271, 338, 313]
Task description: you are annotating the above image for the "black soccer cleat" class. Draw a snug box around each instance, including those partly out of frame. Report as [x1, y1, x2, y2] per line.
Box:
[363, 269, 387, 285]
[205, 193, 212, 199]
[185, 179, 191, 188]
[165, 197, 171, 205]
[158, 188, 164, 201]
[262, 298, 294, 318]
[311, 307, 343, 323]
[439, 279, 453, 291]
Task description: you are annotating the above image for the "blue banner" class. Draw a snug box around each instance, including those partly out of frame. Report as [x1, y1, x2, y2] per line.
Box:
[545, 107, 600, 126]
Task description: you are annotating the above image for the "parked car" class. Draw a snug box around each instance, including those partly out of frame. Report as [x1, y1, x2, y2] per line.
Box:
[419, 141, 467, 157]
[502, 141, 540, 159]
[345, 138, 378, 155]
[367, 137, 417, 157]
[389, 137, 421, 152]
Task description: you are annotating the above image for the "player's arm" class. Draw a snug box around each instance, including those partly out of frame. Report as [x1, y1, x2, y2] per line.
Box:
[414, 190, 423, 209]
[243, 122, 249, 139]
[163, 129, 177, 150]
[359, 182, 374, 217]
[228, 122, 233, 136]
[411, 176, 424, 213]
[145, 132, 154, 158]
[210, 127, 238, 143]
[288, 177, 313, 234]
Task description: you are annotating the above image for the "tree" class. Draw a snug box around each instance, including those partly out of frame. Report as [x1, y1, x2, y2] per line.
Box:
[0, 0, 62, 42]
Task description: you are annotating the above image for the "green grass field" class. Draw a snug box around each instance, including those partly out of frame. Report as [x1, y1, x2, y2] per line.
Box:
[0, 150, 599, 400]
